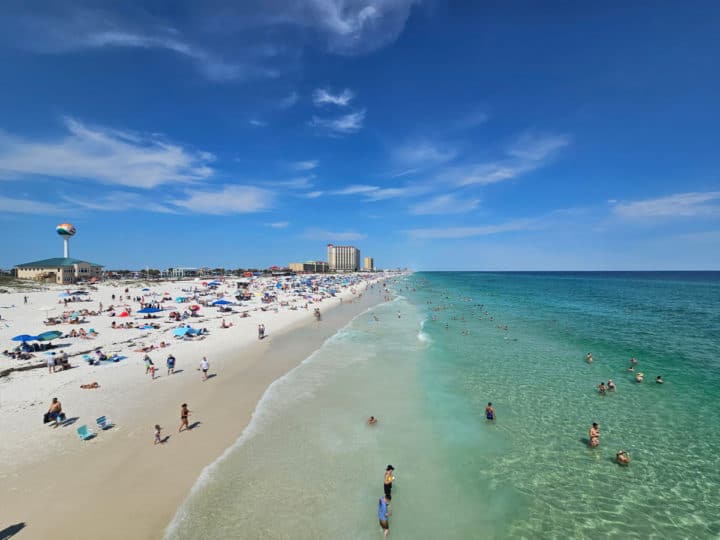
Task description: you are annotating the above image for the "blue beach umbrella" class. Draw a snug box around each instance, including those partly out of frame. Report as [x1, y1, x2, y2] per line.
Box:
[140, 325, 155, 330]
[141, 288, 151, 291]
[137, 307, 162, 314]
[211, 299, 232, 306]
[12, 334, 38, 341]
[37, 330, 63, 341]
[173, 327, 192, 337]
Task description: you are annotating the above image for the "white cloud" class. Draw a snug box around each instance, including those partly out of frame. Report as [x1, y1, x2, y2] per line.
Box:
[292, 160, 319, 171]
[440, 131, 570, 186]
[0, 117, 214, 189]
[268, 176, 314, 189]
[249, 119, 267, 127]
[405, 220, 535, 239]
[268, 221, 289, 228]
[313, 88, 354, 107]
[4, 2, 417, 80]
[333, 184, 378, 195]
[392, 140, 458, 167]
[304, 228, 366, 241]
[0, 195, 67, 215]
[171, 185, 273, 214]
[410, 193, 480, 215]
[303, 190, 324, 199]
[612, 191, 720, 219]
[63, 192, 176, 214]
[310, 110, 365, 135]
[278, 91, 299, 109]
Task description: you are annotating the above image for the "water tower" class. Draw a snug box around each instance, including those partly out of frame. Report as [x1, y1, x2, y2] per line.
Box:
[56, 223, 76, 258]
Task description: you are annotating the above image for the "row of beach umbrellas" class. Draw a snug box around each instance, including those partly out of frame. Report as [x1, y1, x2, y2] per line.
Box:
[11, 330, 63, 342]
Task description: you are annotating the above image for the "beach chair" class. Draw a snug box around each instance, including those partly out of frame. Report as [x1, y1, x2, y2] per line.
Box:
[96, 416, 113, 430]
[76, 425, 94, 441]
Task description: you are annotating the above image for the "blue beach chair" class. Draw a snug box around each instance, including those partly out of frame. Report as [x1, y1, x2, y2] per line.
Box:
[76, 425, 94, 440]
[96, 416, 113, 430]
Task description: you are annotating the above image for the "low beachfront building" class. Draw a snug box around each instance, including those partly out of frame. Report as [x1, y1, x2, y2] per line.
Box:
[289, 261, 330, 274]
[15, 257, 103, 284]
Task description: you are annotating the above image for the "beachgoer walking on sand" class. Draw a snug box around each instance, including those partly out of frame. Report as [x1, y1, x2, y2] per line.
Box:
[179, 403, 191, 432]
[48, 398, 63, 428]
[167, 354, 176, 375]
[200, 356, 209, 380]
[144, 354, 154, 375]
[24, 296, 27, 304]
[589, 422, 600, 447]
[384, 465, 395, 498]
[258, 323, 265, 340]
[47, 353, 56, 374]
[154, 425, 163, 445]
[378, 495, 391, 538]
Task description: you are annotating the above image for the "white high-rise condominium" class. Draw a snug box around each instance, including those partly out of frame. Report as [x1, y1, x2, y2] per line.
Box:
[327, 244, 360, 271]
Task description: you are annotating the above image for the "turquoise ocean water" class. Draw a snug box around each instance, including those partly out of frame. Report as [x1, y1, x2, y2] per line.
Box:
[167, 272, 720, 539]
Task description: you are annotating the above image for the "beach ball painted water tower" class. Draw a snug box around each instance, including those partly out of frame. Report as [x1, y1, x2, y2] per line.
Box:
[56, 223, 76, 258]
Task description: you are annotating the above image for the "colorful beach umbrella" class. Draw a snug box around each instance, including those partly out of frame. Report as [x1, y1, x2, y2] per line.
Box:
[37, 331, 63, 341]
[189, 305, 200, 311]
[137, 307, 162, 314]
[119, 312, 129, 317]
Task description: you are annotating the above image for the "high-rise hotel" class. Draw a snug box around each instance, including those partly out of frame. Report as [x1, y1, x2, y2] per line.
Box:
[327, 244, 360, 271]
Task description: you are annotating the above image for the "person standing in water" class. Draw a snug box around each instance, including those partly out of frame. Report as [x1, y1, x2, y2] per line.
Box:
[589, 422, 600, 447]
[485, 402, 496, 421]
[377, 494, 391, 538]
[586, 353, 593, 363]
[383, 465, 395, 498]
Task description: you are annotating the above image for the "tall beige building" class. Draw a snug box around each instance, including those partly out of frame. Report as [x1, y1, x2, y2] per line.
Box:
[327, 244, 360, 271]
[363, 257, 375, 271]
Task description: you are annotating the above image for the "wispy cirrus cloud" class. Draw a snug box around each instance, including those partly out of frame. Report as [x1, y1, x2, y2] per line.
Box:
[278, 91, 299, 109]
[392, 140, 458, 168]
[410, 193, 480, 215]
[313, 88, 354, 107]
[267, 221, 289, 229]
[171, 185, 274, 215]
[405, 219, 535, 239]
[440, 132, 570, 186]
[3, 1, 418, 80]
[63, 191, 177, 214]
[310, 110, 366, 135]
[333, 183, 429, 201]
[292, 160, 319, 171]
[304, 228, 367, 241]
[303, 190, 324, 199]
[612, 191, 720, 219]
[0, 195, 68, 215]
[0, 117, 214, 189]
[249, 119, 267, 127]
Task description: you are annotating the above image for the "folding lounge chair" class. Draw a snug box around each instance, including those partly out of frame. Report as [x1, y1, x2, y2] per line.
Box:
[96, 416, 113, 430]
[76, 425, 94, 440]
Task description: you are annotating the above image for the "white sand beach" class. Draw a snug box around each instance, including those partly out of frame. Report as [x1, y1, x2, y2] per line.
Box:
[0, 274, 391, 539]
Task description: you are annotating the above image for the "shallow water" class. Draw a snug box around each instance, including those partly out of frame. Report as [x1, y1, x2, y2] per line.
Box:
[168, 273, 720, 539]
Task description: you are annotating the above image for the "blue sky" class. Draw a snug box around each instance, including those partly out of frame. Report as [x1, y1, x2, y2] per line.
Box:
[1, 1, 719, 270]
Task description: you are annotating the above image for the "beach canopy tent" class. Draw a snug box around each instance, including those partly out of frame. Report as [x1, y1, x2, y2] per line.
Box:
[37, 330, 63, 341]
[137, 307, 162, 314]
[12, 334, 38, 342]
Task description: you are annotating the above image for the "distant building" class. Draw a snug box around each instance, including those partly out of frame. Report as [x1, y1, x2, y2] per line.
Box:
[166, 267, 199, 278]
[15, 257, 103, 284]
[327, 244, 360, 271]
[363, 257, 375, 271]
[289, 261, 330, 273]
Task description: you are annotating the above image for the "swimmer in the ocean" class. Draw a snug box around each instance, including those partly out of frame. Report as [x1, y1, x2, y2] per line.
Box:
[485, 402, 495, 421]
[586, 353, 593, 363]
[608, 380, 616, 391]
[616, 450, 631, 465]
[598, 382, 607, 395]
[656, 375, 663, 384]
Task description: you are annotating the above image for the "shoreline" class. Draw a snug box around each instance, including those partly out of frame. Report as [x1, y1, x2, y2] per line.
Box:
[0, 279, 389, 540]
